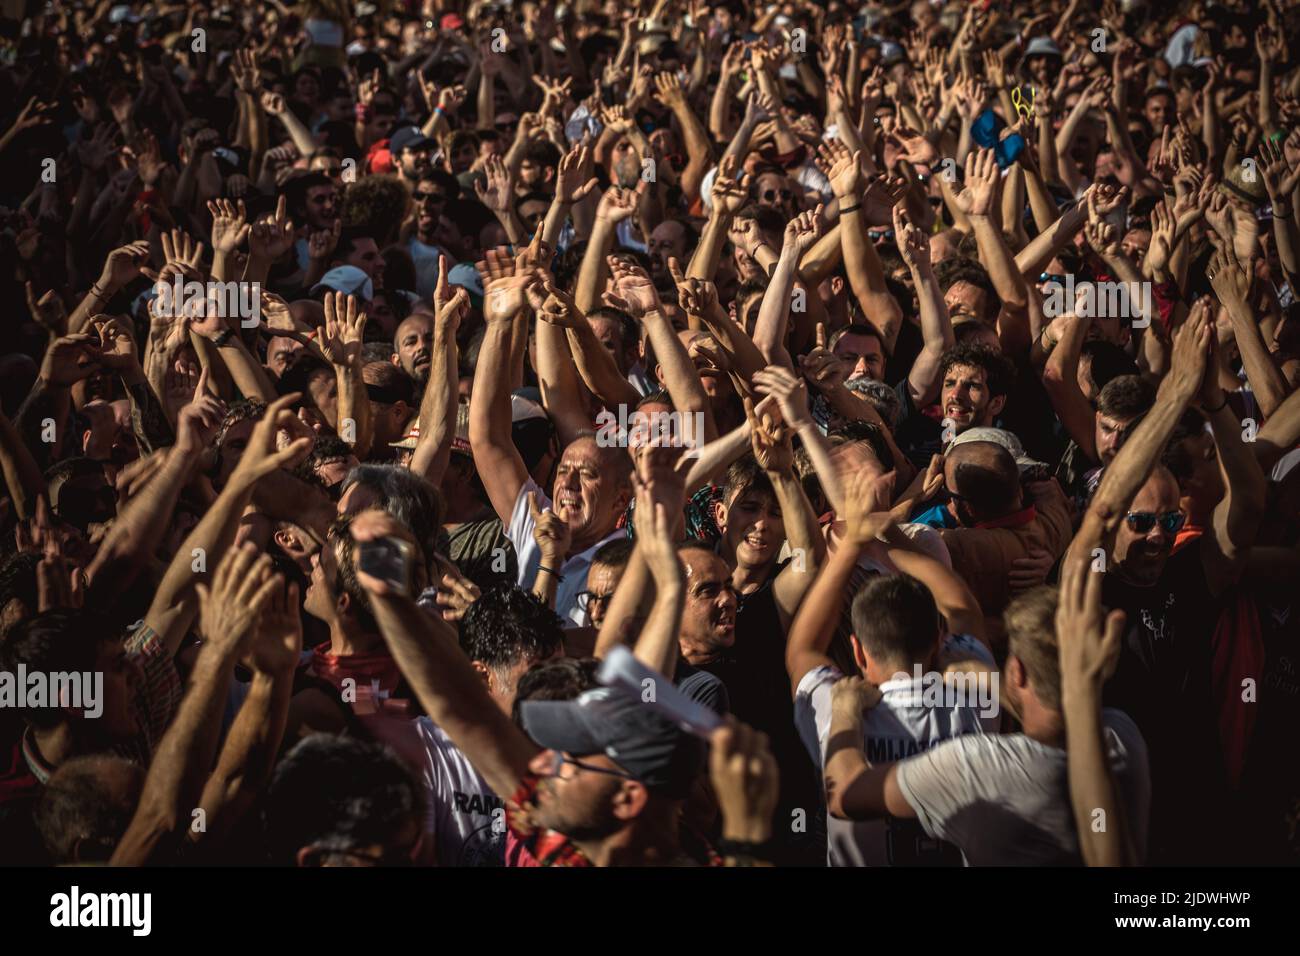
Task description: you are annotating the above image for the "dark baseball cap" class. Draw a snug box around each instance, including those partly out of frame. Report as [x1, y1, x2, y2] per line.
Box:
[389, 126, 436, 156]
[519, 688, 706, 800]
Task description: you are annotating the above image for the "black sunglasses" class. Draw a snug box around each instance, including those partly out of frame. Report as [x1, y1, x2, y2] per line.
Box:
[762, 188, 793, 201]
[414, 191, 447, 204]
[1124, 511, 1185, 535]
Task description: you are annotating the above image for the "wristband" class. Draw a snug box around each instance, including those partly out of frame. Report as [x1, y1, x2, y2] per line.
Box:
[1273, 206, 1291, 220]
[537, 565, 564, 582]
[210, 329, 235, 348]
[839, 202, 862, 214]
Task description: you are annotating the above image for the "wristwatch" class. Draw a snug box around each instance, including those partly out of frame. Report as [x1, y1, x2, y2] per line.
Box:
[210, 329, 235, 348]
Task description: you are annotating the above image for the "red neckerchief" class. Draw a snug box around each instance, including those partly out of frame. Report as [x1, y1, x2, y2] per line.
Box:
[974, 504, 1037, 530]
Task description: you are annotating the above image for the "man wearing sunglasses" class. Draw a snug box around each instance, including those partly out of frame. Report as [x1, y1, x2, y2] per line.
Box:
[1078, 314, 1266, 864]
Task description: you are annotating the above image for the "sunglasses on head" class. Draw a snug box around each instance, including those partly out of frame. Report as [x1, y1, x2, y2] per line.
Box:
[1124, 510, 1185, 534]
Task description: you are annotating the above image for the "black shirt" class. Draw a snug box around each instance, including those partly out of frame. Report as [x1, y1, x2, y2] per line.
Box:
[691, 560, 824, 864]
[1102, 541, 1229, 863]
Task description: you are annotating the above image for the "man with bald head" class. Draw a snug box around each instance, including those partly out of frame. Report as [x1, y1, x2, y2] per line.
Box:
[392, 314, 434, 390]
[911, 431, 1072, 645]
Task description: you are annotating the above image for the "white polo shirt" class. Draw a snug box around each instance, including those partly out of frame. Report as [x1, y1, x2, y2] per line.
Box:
[506, 479, 627, 627]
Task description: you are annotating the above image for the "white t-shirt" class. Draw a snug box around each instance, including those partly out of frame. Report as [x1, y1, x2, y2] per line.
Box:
[794, 634, 998, 866]
[415, 717, 506, 867]
[895, 709, 1150, 865]
[506, 478, 627, 626]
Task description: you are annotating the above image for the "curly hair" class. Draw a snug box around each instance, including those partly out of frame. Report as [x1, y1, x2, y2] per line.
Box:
[340, 174, 411, 245]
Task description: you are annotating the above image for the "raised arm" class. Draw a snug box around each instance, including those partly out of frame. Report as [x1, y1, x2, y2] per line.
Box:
[752, 206, 823, 369]
[747, 397, 825, 629]
[819, 141, 905, 352]
[1194, 311, 1267, 595]
[111, 545, 279, 866]
[894, 205, 954, 405]
[144, 392, 312, 657]
[410, 260, 468, 485]
[1083, 304, 1209, 538]
[351, 509, 539, 802]
[469, 251, 535, 522]
[1057, 522, 1138, 866]
[785, 470, 894, 693]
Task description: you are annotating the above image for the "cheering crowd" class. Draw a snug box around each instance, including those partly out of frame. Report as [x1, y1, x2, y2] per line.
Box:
[0, 0, 1298, 868]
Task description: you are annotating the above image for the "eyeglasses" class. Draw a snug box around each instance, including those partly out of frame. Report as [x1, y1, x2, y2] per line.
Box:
[576, 590, 615, 614]
[1124, 510, 1186, 535]
[761, 188, 793, 201]
[414, 191, 447, 204]
[867, 229, 895, 241]
[546, 751, 636, 781]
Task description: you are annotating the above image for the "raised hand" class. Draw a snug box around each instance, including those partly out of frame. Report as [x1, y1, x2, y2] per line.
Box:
[892, 204, 931, 273]
[603, 254, 657, 314]
[229, 393, 316, 485]
[1145, 201, 1176, 278]
[710, 155, 751, 215]
[320, 292, 367, 367]
[555, 143, 599, 204]
[40, 333, 102, 387]
[247, 195, 295, 260]
[752, 365, 812, 430]
[653, 71, 687, 109]
[473, 153, 516, 214]
[478, 246, 539, 322]
[816, 138, 862, 200]
[231, 48, 263, 96]
[708, 720, 780, 844]
[1207, 242, 1252, 306]
[435, 564, 482, 622]
[433, 254, 469, 332]
[246, 577, 302, 676]
[196, 543, 279, 656]
[529, 490, 572, 563]
[174, 369, 228, 457]
[799, 322, 847, 393]
[90, 317, 139, 372]
[745, 395, 794, 474]
[841, 468, 897, 545]
[596, 179, 647, 223]
[25, 282, 68, 339]
[783, 204, 825, 257]
[1260, 134, 1300, 200]
[98, 240, 151, 291]
[951, 148, 1001, 218]
[207, 198, 250, 255]
[307, 218, 342, 262]
[668, 257, 719, 317]
[598, 103, 634, 135]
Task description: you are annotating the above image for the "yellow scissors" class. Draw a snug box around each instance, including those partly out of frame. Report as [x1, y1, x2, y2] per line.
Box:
[1011, 84, 1037, 120]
